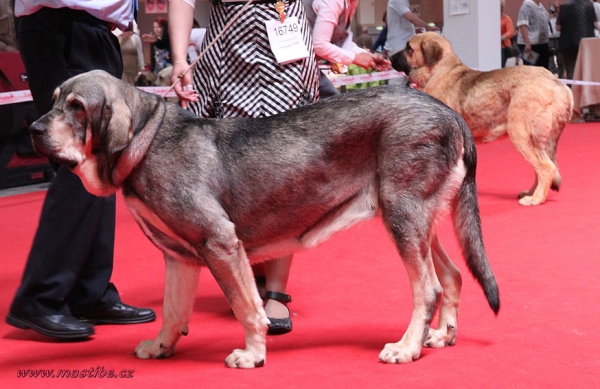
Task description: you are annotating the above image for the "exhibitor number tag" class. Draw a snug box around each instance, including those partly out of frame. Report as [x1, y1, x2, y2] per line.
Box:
[265, 17, 309, 65]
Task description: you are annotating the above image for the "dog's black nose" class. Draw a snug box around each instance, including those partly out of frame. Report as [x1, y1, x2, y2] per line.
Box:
[29, 121, 46, 136]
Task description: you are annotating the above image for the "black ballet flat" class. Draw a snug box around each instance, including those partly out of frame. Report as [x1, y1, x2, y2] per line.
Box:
[264, 291, 292, 335]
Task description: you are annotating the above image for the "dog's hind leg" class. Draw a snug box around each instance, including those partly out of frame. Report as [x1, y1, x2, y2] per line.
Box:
[509, 115, 557, 206]
[378, 199, 442, 363]
[424, 236, 462, 348]
[135, 257, 200, 359]
[544, 124, 563, 192]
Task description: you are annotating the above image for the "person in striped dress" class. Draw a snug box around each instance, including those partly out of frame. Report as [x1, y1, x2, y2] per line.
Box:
[168, 0, 321, 335]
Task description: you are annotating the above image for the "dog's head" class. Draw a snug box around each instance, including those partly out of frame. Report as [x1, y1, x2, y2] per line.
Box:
[390, 32, 454, 89]
[155, 66, 173, 87]
[135, 71, 156, 87]
[30, 70, 165, 196]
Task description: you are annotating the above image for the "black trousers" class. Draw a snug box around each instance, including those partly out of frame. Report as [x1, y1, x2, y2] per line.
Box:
[560, 47, 579, 81]
[318, 70, 339, 99]
[10, 8, 124, 316]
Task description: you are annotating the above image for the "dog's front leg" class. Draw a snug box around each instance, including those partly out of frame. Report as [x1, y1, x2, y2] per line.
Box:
[201, 224, 269, 368]
[425, 236, 461, 348]
[135, 256, 200, 359]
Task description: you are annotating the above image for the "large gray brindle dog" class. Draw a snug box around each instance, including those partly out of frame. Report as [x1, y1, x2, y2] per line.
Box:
[29, 70, 499, 368]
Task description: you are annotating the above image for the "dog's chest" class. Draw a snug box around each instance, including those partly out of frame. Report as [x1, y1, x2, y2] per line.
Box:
[123, 194, 201, 261]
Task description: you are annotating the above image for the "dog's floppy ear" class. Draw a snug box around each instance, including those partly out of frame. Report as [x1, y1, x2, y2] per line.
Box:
[421, 39, 443, 68]
[102, 99, 134, 154]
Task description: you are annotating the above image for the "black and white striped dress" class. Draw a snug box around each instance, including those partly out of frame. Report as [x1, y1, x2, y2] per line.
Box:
[188, 0, 320, 118]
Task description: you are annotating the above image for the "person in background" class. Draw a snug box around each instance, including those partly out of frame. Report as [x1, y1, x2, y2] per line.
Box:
[6, 0, 156, 341]
[118, 23, 145, 85]
[548, 5, 564, 77]
[304, 0, 390, 97]
[516, 0, 551, 69]
[355, 25, 373, 49]
[371, 11, 388, 54]
[0, 0, 18, 52]
[556, 0, 598, 80]
[168, 0, 320, 335]
[501, 0, 516, 67]
[143, 16, 172, 76]
[386, 0, 439, 84]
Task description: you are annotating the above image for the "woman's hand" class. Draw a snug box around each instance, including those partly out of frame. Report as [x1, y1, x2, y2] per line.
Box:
[353, 52, 391, 71]
[373, 54, 391, 71]
[171, 62, 199, 103]
[142, 33, 157, 44]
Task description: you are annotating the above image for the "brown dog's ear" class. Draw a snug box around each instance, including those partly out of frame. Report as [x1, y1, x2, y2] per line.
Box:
[421, 39, 443, 68]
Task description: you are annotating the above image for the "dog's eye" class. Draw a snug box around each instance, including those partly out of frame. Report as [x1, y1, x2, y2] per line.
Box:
[68, 100, 84, 112]
[405, 43, 413, 54]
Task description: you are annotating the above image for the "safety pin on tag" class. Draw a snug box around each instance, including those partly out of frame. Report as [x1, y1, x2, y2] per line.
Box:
[275, 1, 286, 23]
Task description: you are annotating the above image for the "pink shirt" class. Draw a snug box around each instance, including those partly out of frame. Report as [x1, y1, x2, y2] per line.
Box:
[310, 0, 366, 65]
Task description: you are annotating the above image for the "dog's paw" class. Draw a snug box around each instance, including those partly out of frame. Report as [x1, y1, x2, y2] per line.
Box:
[424, 324, 456, 348]
[518, 195, 543, 206]
[378, 342, 421, 364]
[134, 339, 175, 359]
[224, 348, 265, 369]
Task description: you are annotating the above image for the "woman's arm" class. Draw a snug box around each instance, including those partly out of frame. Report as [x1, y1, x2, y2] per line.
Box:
[312, 0, 363, 65]
[168, 0, 198, 101]
[518, 24, 532, 53]
[312, 0, 386, 70]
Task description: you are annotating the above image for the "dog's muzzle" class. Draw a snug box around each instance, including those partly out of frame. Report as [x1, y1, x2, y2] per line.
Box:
[29, 121, 46, 137]
[29, 121, 49, 157]
[390, 51, 412, 75]
[29, 120, 77, 168]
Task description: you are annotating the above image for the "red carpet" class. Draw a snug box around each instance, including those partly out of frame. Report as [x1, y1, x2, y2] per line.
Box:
[1, 122, 599, 388]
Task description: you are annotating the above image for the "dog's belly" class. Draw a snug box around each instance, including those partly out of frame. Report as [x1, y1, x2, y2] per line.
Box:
[468, 121, 509, 143]
[245, 181, 379, 260]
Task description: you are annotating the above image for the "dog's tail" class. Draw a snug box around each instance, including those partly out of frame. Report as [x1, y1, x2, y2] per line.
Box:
[453, 130, 500, 315]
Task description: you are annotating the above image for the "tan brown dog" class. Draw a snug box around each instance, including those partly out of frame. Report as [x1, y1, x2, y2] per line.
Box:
[391, 32, 573, 206]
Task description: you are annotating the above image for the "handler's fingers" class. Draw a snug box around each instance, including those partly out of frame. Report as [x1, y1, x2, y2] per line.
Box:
[171, 64, 198, 102]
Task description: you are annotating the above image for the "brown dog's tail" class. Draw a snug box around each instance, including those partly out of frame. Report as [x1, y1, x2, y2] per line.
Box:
[453, 126, 500, 315]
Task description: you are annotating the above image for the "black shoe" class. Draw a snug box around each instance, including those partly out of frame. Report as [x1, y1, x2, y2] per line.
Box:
[6, 312, 94, 340]
[264, 291, 292, 335]
[77, 303, 156, 325]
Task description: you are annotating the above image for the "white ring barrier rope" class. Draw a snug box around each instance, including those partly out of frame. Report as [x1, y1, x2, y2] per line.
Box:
[1, 71, 600, 106]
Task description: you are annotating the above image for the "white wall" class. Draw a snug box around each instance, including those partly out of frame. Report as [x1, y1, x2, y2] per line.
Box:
[442, 0, 502, 70]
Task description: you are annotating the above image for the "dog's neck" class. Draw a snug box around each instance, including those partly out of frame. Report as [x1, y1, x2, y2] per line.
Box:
[111, 98, 167, 188]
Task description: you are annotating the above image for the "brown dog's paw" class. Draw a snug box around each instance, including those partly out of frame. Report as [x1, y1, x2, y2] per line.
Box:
[134, 340, 175, 359]
[518, 195, 544, 206]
